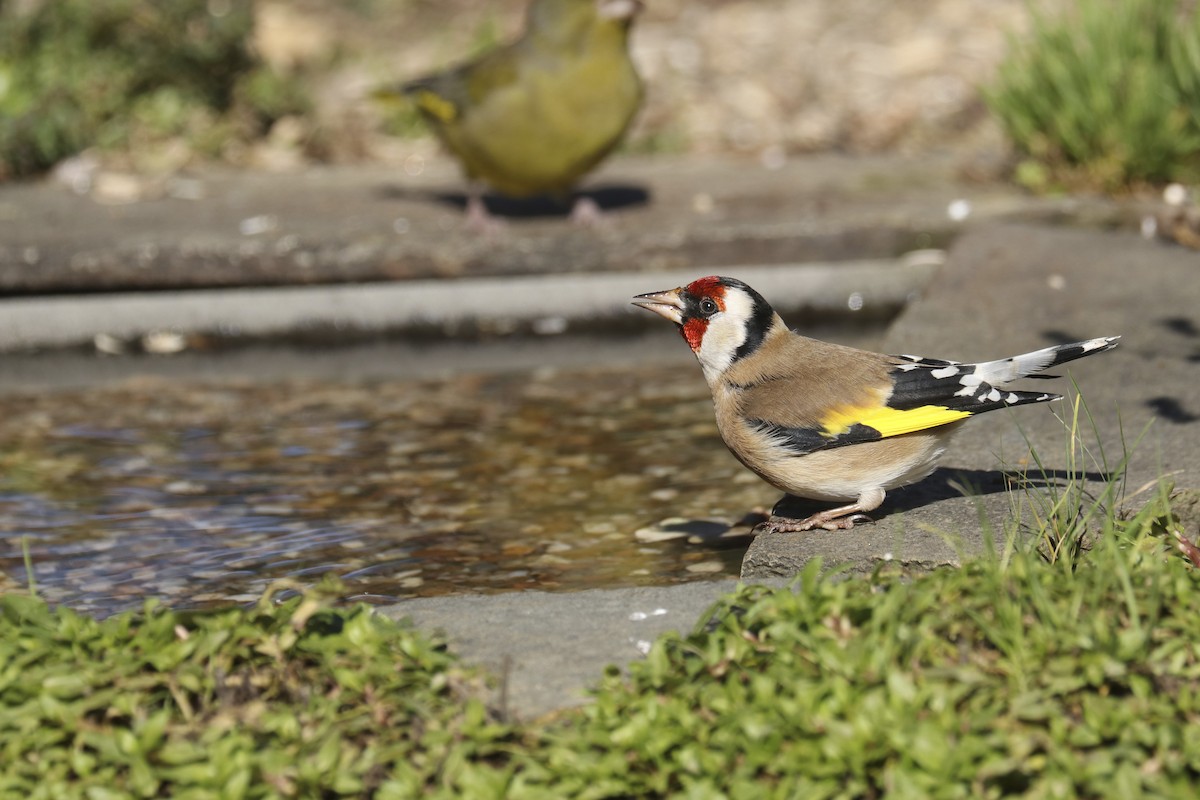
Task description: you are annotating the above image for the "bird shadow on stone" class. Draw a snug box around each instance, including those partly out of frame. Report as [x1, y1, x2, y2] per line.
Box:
[376, 183, 652, 219]
[1160, 316, 1199, 338]
[769, 466, 1118, 524]
[1145, 396, 1200, 424]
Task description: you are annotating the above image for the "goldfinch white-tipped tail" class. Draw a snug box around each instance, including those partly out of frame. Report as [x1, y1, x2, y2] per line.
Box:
[887, 336, 1121, 420]
[974, 336, 1121, 386]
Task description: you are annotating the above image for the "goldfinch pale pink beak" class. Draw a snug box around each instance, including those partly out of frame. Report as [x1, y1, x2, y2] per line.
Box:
[632, 288, 685, 325]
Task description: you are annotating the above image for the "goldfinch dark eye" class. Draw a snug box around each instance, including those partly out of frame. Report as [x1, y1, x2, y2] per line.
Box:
[699, 298, 718, 316]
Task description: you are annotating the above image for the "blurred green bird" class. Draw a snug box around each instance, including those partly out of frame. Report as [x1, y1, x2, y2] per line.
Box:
[377, 0, 644, 228]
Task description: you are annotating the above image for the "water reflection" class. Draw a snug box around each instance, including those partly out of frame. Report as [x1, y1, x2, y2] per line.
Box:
[0, 364, 778, 616]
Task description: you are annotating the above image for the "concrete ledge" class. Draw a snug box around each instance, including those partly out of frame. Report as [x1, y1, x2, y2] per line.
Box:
[385, 579, 760, 719]
[0, 257, 939, 352]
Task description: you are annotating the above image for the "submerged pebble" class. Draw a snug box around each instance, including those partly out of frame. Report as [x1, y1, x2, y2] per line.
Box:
[635, 517, 731, 543]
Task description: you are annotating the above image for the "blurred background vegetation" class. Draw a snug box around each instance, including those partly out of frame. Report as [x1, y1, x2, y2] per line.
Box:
[2, 0, 1200, 192]
[987, 0, 1200, 191]
[0, 0, 312, 179]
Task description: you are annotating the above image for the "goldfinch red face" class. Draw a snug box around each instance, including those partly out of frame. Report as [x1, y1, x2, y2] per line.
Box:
[632, 275, 776, 384]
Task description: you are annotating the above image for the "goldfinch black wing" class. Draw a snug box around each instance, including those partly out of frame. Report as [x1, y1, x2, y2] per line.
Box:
[746, 337, 1119, 456]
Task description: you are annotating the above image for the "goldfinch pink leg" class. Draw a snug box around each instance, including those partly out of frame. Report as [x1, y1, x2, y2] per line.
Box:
[765, 508, 873, 533]
[765, 487, 886, 533]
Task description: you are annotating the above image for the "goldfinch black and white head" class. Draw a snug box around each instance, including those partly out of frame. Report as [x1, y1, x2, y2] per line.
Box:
[631, 275, 784, 385]
[633, 275, 1120, 533]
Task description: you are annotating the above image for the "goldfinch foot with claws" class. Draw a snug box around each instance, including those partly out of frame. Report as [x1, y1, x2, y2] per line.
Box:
[632, 276, 1120, 533]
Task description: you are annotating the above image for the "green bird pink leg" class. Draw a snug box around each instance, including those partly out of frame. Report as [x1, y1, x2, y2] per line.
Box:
[464, 185, 505, 235]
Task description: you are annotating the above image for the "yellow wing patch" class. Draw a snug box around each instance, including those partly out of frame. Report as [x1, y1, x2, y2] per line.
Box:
[413, 90, 459, 123]
[822, 403, 972, 439]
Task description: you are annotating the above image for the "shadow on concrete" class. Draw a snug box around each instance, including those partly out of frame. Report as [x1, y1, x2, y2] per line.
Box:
[1158, 317, 1200, 364]
[1145, 396, 1200, 424]
[769, 466, 1118, 523]
[1041, 328, 1092, 346]
[1160, 316, 1198, 338]
[375, 183, 652, 218]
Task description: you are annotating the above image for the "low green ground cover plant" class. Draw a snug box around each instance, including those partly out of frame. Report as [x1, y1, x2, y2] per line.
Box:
[3, 485, 1199, 797]
[0, 581, 516, 798]
[987, 0, 1200, 191]
[0, 0, 309, 178]
[534, 522, 1200, 798]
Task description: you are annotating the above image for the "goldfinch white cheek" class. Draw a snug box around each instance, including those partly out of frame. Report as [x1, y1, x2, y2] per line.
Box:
[695, 319, 746, 385]
[693, 288, 757, 386]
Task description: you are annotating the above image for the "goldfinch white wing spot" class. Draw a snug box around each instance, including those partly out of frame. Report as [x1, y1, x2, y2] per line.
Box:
[930, 366, 960, 379]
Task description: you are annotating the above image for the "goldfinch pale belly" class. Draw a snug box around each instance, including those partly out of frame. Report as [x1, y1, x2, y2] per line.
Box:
[632, 276, 1119, 532]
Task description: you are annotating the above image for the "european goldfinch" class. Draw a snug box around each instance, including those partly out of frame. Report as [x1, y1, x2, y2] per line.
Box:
[632, 276, 1120, 532]
[378, 0, 644, 228]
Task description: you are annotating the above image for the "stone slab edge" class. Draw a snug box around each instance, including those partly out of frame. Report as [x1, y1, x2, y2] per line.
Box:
[0, 257, 938, 352]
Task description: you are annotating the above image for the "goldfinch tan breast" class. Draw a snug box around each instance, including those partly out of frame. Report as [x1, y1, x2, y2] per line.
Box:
[632, 275, 1120, 532]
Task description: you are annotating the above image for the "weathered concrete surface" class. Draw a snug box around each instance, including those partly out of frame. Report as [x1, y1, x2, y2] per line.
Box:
[2, 151, 1101, 351]
[392, 579, 766, 720]
[0, 257, 934, 352]
[0, 153, 1128, 294]
[742, 222, 1200, 579]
